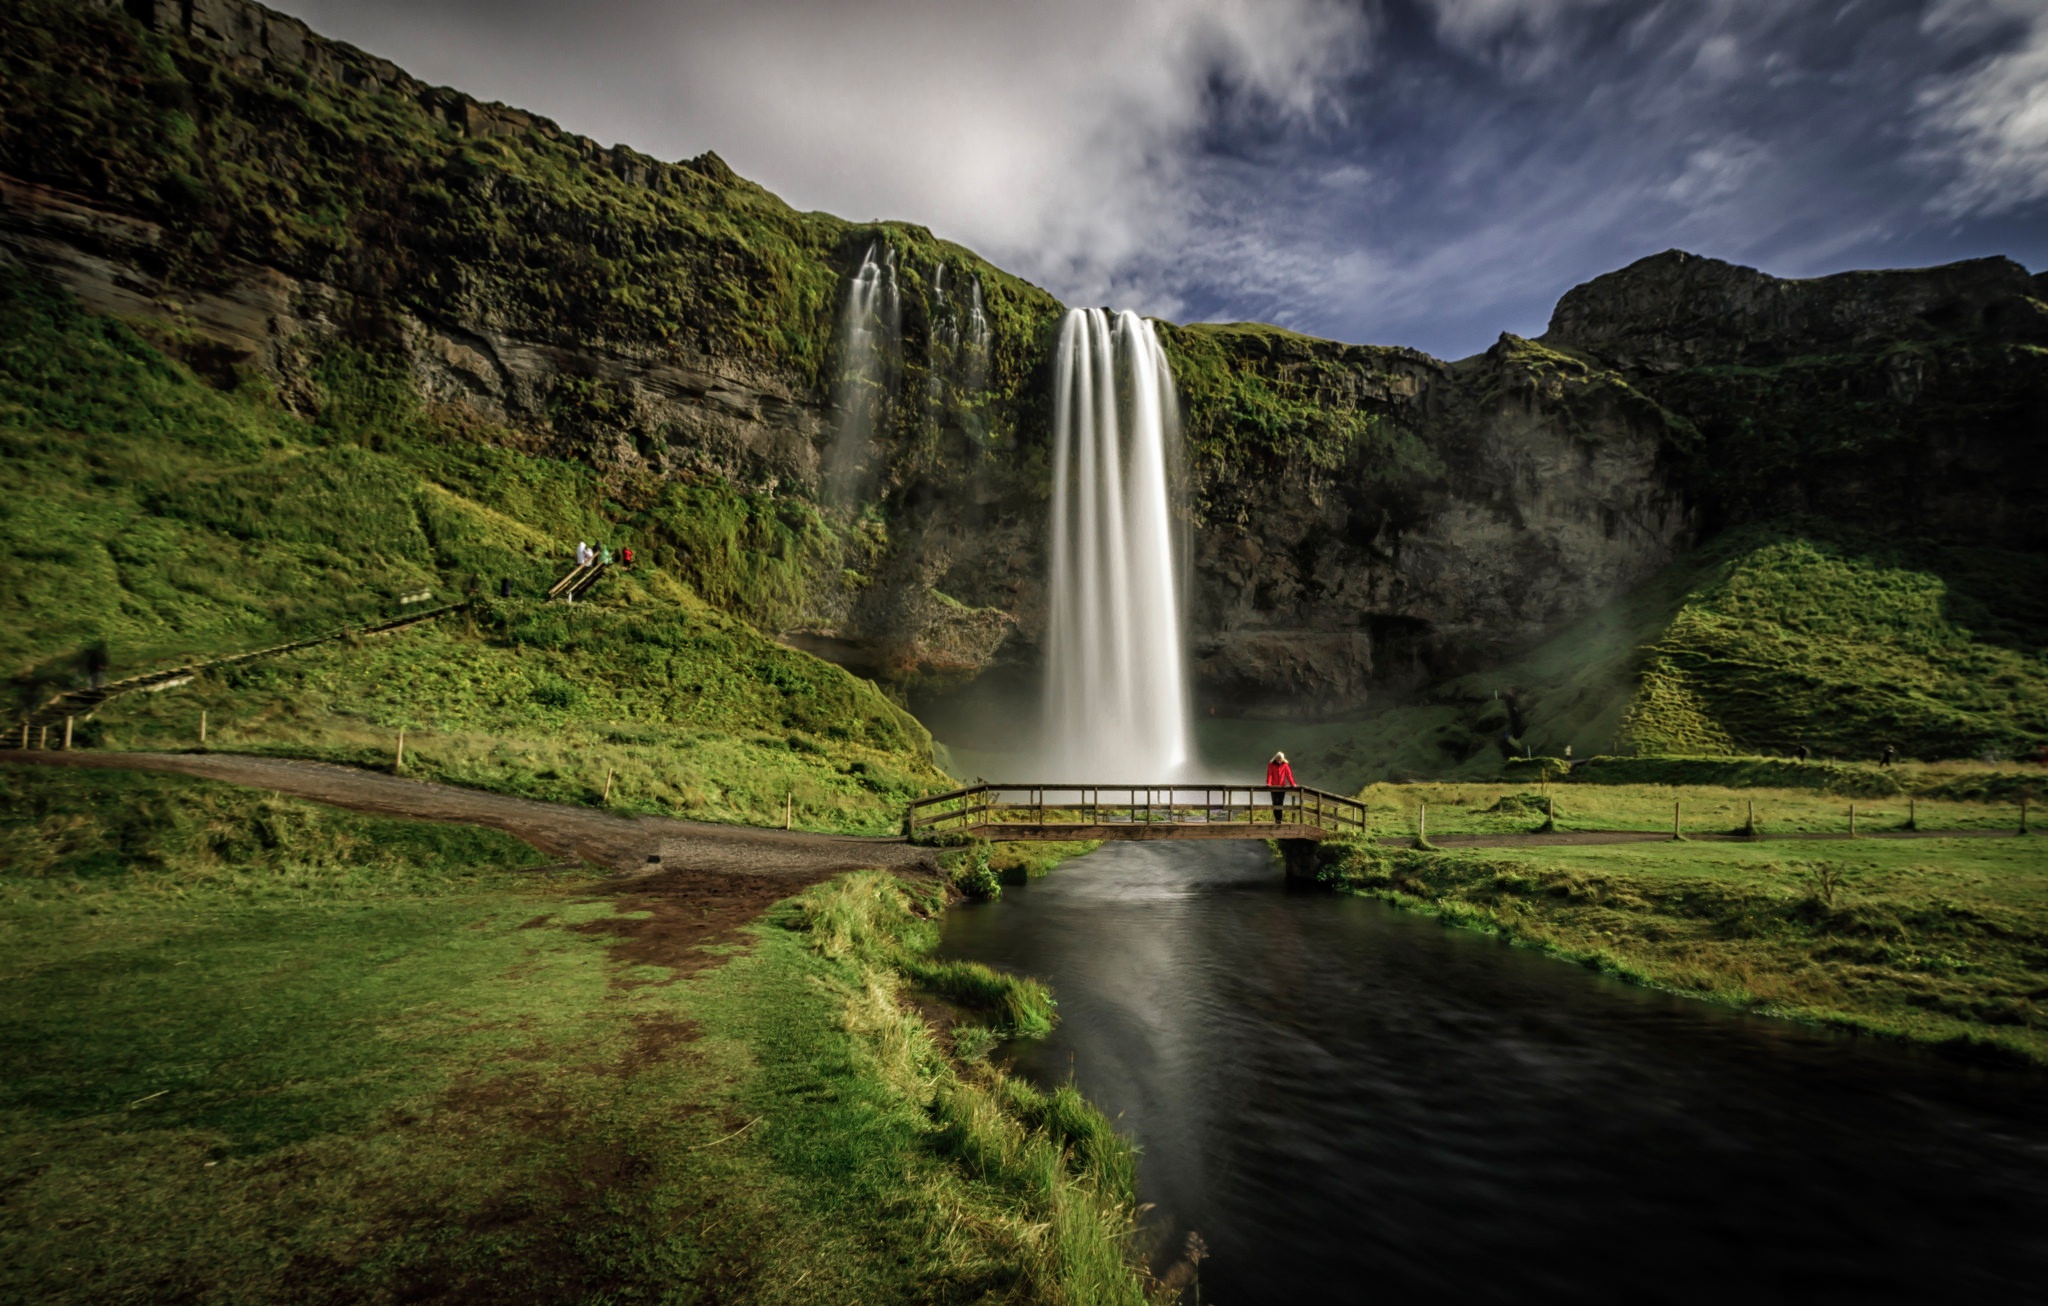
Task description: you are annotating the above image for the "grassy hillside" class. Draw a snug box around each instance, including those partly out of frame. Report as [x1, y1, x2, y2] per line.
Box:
[1, 265, 943, 830]
[1291, 525, 2048, 788]
[1, 766, 1151, 1303]
[1617, 533, 2048, 759]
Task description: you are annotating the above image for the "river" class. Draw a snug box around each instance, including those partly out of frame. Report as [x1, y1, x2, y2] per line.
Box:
[938, 841, 2048, 1303]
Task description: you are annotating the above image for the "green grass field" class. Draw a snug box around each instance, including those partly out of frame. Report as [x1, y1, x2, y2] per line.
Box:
[1314, 824, 2048, 1065]
[1352, 775, 2040, 839]
[1, 767, 1154, 1304]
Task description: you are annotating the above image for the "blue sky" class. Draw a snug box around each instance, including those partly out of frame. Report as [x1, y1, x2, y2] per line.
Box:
[274, 0, 2048, 359]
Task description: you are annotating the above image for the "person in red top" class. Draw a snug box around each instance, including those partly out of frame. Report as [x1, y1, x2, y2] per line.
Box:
[1266, 751, 1296, 823]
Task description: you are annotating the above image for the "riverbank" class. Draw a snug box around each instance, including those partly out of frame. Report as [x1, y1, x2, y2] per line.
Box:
[1312, 834, 2048, 1065]
[0, 766, 1154, 1303]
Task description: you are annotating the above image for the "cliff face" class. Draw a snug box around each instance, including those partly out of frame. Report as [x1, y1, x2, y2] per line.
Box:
[4, 0, 2042, 721]
[1543, 250, 2048, 549]
[1165, 326, 1693, 713]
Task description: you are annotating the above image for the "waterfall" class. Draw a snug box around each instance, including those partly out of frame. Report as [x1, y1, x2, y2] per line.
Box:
[1042, 308, 1191, 779]
[826, 242, 898, 506]
[962, 275, 990, 398]
[927, 264, 955, 418]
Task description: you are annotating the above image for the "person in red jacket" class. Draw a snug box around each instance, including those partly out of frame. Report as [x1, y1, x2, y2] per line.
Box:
[1266, 751, 1296, 823]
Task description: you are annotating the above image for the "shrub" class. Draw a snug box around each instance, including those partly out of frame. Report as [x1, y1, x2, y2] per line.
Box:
[952, 842, 1002, 900]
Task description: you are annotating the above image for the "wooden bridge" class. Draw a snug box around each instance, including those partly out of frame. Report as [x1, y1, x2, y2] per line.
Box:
[906, 784, 1369, 842]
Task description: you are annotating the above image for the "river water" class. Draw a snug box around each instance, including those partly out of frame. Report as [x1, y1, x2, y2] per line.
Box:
[938, 842, 2048, 1303]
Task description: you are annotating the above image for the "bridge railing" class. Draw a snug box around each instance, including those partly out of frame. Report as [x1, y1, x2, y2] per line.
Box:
[906, 783, 1368, 840]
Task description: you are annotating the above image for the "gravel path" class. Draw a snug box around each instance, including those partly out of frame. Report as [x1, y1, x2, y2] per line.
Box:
[4, 750, 941, 878]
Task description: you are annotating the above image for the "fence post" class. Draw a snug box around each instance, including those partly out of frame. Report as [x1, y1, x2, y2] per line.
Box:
[1418, 801, 1428, 847]
[603, 768, 615, 805]
[39, 725, 48, 750]
[1907, 797, 1917, 832]
[17, 723, 26, 749]
[1849, 803, 1857, 839]
[395, 728, 405, 773]
[199, 710, 207, 746]
[784, 791, 791, 830]
[63, 716, 73, 750]
[1672, 800, 1682, 841]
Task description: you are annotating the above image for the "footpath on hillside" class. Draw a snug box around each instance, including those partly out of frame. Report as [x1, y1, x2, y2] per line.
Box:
[3, 750, 939, 879]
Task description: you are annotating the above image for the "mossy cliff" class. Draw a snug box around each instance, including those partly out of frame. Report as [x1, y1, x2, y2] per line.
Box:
[0, 0, 1063, 687]
[4, 0, 2045, 758]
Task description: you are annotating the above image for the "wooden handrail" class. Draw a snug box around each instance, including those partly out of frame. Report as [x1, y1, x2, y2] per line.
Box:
[906, 783, 1369, 840]
[11, 602, 471, 735]
[547, 559, 609, 601]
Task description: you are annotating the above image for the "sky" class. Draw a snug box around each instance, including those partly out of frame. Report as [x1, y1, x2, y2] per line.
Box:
[271, 0, 2048, 360]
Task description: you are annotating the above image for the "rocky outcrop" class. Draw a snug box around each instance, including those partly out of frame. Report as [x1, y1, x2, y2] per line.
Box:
[1543, 250, 2048, 549]
[1545, 248, 2048, 371]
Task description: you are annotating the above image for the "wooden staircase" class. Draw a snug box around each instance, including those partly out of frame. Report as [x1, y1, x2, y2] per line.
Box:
[547, 559, 608, 603]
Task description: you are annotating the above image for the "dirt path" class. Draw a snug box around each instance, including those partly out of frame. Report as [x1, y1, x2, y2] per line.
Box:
[4, 750, 940, 878]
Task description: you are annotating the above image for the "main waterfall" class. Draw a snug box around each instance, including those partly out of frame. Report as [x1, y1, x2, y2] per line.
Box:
[1042, 308, 1192, 778]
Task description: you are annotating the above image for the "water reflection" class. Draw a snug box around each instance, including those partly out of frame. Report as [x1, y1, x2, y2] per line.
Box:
[940, 842, 2048, 1302]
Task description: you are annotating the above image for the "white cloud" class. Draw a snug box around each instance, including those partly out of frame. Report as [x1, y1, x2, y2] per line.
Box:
[1426, 0, 1616, 44]
[1423, 0, 1622, 79]
[1915, 1, 2048, 215]
[1660, 137, 1769, 206]
[662, 0, 1371, 308]
[277, 0, 1373, 315]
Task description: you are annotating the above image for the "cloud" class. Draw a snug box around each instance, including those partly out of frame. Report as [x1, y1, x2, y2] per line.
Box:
[663, 0, 1372, 307]
[275, 0, 1373, 316]
[1422, 0, 1622, 80]
[1660, 137, 1769, 207]
[268, 0, 2048, 359]
[1914, 1, 2048, 215]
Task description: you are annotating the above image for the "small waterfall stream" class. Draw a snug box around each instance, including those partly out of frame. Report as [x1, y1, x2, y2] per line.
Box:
[1043, 308, 1191, 778]
[826, 242, 899, 506]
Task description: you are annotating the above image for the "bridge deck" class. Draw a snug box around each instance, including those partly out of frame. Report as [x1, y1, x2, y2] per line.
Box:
[907, 783, 1367, 843]
[939, 821, 1328, 841]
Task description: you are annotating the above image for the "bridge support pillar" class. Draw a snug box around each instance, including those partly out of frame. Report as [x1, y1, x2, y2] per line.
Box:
[1278, 840, 1322, 883]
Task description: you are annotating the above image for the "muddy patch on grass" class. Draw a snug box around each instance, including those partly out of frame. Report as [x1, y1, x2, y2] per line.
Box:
[570, 866, 843, 980]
